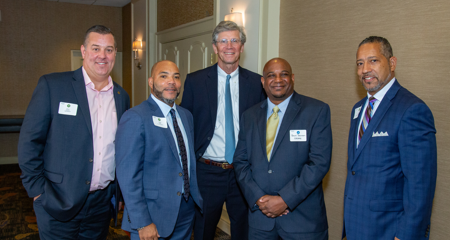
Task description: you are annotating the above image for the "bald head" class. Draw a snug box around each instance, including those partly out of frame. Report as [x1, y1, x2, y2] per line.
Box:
[261, 58, 295, 105]
[263, 58, 292, 78]
[148, 60, 181, 107]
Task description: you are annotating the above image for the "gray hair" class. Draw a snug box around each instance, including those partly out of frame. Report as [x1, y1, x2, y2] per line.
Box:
[212, 21, 247, 45]
[358, 36, 393, 60]
[83, 25, 116, 48]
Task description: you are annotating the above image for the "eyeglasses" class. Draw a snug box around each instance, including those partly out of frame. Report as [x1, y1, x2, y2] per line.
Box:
[215, 38, 241, 46]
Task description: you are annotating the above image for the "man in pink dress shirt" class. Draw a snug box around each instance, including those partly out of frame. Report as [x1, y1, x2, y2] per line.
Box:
[18, 25, 130, 240]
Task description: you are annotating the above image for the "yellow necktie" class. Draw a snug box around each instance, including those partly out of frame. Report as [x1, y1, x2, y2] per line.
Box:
[266, 106, 280, 161]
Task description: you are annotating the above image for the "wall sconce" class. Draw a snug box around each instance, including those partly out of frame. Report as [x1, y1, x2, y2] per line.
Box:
[132, 39, 142, 69]
[224, 8, 243, 26]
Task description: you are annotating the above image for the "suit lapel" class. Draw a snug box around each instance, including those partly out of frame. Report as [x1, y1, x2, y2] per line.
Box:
[348, 101, 365, 167]
[71, 68, 92, 136]
[239, 67, 250, 117]
[257, 100, 269, 161]
[352, 81, 401, 167]
[113, 82, 124, 121]
[206, 64, 219, 128]
[147, 97, 182, 168]
[271, 93, 302, 160]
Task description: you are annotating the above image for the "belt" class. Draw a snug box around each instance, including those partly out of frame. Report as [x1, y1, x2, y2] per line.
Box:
[199, 158, 234, 169]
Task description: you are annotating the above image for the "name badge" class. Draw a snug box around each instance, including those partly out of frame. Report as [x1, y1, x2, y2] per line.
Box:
[58, 102, 78, 116]
[290, 130, 307, 142]
[153, 116, 167, 128]
[354, 106, 362, 119]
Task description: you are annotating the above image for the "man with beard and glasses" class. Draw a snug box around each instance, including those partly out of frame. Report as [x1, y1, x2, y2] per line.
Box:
[181, 20, 266, 240]
[342, 36, 437, 240]
[116, 60, 203, 240]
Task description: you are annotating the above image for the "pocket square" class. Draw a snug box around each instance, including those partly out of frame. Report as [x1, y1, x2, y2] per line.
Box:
[372, 131, 389, 137]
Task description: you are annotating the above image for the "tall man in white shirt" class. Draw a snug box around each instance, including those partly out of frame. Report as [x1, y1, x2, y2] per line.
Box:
[181, 21, 266, 240]
[18, 25, 130, 239]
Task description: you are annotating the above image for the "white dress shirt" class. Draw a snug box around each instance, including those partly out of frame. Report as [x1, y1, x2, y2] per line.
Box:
[202, 66, 240, 162]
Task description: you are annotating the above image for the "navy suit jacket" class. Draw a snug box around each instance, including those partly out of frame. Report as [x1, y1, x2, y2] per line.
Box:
[233, 92, 332, 233]
[115, 96, 203, 237]
[180, 63, 266, 159]
[343, 80, 437, 240]
[18, 67, 130, 222]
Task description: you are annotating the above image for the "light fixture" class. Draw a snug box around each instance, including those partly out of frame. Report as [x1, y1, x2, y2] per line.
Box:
[133, 39, 142, 69]
[224, 8, 243, 26]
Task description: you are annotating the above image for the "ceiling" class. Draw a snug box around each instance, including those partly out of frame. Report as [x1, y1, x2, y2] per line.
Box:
[37, 0, 131, 8]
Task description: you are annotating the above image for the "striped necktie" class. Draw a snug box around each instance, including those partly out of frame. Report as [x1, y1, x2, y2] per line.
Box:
[358, 97, 376, 146]
[266, 106, 280, 161]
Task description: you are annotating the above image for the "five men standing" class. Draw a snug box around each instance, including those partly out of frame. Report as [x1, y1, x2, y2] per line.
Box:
[181, 21, 266, 240]
[343, 36, 437, 240]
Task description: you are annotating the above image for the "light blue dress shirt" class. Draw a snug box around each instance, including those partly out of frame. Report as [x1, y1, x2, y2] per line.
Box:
[151, 94, 190, 192]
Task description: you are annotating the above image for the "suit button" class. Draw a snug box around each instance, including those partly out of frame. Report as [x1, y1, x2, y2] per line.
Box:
[207, 137, 211, 140]
[179, 172, 183, 177]
[352, 171, 355, 175]
[86, 181, 90, 185]
[177, 192, 181, 196]
[198, 153, 202, 157]
[268, 170, 273, 174]
[89, 158, 93, 163]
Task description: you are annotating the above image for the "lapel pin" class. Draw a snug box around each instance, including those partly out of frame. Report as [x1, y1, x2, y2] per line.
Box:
[117, 91, 120, 94]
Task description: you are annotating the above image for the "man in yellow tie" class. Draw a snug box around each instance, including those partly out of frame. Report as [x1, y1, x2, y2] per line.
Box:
[233, 58, 332, 240]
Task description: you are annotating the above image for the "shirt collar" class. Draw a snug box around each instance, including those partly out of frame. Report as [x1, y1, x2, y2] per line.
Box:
[267, 93, 294, 114]
[217, 65, 239, 80]
[151, 94, 177, 117]
[368, 77, 396, 102]
[82, 67, 113, 92]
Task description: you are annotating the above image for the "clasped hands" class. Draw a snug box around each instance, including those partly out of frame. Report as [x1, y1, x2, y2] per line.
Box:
[256, 195, 289, 218]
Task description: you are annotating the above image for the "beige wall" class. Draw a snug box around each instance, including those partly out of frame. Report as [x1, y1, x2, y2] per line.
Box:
[0, 0, 122, 157]
[157, 0, 213, 31]
[280, 0, 449, 238]
[122, 3, 132, 97]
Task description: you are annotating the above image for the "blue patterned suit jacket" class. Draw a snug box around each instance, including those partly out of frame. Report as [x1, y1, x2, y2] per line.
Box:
[343, 80, 437, 240]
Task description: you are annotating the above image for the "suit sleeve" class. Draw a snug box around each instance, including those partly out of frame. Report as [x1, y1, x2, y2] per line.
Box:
[115, 110, 153, 229]
[233, 112, 267, 211]
[278, 104, 332, 210]
[18, 76, 52, 198]
[180, 74, 193, 112]
[396, 103, 437, 240]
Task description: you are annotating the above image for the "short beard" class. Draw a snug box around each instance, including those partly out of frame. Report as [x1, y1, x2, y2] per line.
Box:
[153, 85, 179, 105]
[362, 72, 391, 93]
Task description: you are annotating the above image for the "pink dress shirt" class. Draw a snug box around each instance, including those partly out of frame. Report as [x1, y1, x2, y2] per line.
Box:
[82, 67, 117, 192]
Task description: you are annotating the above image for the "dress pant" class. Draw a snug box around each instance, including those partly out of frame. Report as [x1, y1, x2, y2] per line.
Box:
[130, 195, 195, 240]
[33, 184, 113, 240]
[194, 161, 248, 240]
[249, 222, 328, 240]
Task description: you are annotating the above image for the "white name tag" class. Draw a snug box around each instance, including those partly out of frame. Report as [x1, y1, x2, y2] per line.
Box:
[153, 116, 167, 128]
[354, 106, 362, 119]
[290, 130, 307, 142]
[58, 102, 78, 116]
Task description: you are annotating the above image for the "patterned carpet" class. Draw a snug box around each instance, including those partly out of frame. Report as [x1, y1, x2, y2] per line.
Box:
[0, 164, 230, 240]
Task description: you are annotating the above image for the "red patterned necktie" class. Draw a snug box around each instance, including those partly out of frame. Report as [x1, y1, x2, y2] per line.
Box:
[358, 97, 376, 146]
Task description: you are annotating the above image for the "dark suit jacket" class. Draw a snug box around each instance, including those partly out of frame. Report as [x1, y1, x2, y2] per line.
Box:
[233, 92, 332, 233]
[115, 96, 203, 237]
[18, 67, 130, 222]
[180, 63, 266, 159]
[343, 80, 437, 240]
